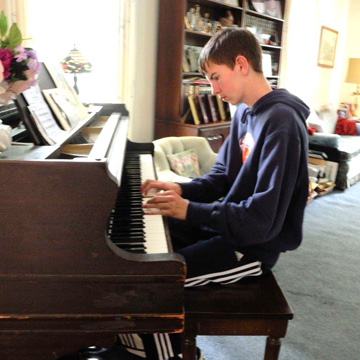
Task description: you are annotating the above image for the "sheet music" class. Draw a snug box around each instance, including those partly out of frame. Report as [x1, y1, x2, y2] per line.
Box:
[44, 62, 89, 121]
[45, 89, 82, 127]
[23, 85, 68, 145]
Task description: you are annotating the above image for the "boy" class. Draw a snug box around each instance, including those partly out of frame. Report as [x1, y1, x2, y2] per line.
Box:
[122, 27, 309, 360]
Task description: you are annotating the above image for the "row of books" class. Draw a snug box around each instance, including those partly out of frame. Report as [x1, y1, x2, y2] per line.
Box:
[180, 77, 211, 116]
[180, 76, 231, 125]
[183, 93, 231, 125]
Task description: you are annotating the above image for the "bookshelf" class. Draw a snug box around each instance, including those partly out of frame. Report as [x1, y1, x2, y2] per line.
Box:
[155, 0, 287, 152]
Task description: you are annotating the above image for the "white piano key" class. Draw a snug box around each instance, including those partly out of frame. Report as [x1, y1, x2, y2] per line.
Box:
[139, 154, 169, 254]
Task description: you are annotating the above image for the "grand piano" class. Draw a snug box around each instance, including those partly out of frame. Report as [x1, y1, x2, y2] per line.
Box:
[0, 83, 186, 358]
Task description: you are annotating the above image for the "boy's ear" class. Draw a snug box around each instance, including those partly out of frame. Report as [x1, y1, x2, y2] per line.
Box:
[235, 55, 249, 73]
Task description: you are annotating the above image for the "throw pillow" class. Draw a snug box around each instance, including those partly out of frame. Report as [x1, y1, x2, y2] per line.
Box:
[314, 104, 338, 134]
[306, 110, 325, 133]
[335, 116, 357, 135]
[167, 149, 201, 179]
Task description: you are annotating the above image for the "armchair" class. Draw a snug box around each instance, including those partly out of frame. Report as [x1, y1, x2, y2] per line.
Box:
[153, 136, 217, 183]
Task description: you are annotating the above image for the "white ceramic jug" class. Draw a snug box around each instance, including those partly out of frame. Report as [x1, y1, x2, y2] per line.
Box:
[0, 119, 12, 152]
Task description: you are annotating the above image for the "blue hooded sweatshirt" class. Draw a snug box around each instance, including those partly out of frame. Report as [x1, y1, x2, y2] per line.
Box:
[180, 89, 310, 268]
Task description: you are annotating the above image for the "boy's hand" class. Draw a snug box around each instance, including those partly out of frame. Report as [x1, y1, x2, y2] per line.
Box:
[141, 179, 182, 197]
[143, 190, 189, 220]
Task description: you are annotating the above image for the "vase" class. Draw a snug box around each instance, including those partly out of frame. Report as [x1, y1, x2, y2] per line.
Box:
[0, 120, 12, 152]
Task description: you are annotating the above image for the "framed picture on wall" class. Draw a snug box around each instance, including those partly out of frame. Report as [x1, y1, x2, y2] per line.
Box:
[317, 26, 338, 68]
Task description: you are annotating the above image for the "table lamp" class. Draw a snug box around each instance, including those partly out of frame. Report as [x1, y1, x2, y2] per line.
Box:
[61, 45, 92, 95]
[345, 58, 360, 117]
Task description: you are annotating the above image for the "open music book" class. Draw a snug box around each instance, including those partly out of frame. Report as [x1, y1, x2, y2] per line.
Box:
[22, 85, 68, 145]
[15, 62, 91, 145]
[44, 62, 89, 121]
[42, 88, 83, 130]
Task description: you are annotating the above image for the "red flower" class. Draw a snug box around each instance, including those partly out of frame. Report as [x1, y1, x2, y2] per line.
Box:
[0, 48, 13, 79]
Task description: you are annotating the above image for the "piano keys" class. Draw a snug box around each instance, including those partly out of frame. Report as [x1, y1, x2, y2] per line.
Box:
[0, 103, 186, 359]
[108, 152, 169, 254]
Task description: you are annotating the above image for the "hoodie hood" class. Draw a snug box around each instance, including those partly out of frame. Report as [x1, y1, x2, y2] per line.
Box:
[251, 88, 310, 126]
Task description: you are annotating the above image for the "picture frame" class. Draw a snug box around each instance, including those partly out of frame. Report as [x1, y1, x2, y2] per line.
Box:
[265, 0, 282, 18]
[249, 0, 282, 18]
[317, 26, 338, 68]
[249, 0, 266, 14]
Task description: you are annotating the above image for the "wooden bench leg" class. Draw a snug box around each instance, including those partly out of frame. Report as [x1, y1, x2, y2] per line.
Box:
[182, 324, 197, 360]
[264, 336, 282, 360]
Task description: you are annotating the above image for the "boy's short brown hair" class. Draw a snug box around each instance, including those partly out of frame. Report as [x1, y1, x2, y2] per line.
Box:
[199, 28, 263, 76]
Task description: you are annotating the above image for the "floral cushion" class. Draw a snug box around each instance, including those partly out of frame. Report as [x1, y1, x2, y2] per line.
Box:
[166, 149, 201, 179]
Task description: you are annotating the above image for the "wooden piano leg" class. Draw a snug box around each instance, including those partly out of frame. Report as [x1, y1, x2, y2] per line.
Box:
[264, 336, 282, 360]
[182, 322, 197, 360]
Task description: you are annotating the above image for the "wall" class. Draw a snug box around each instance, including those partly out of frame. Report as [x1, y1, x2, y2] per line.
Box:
[339, 0, 360, 105]
[126, 0, 159, 143]
[281, 0, 351, 108]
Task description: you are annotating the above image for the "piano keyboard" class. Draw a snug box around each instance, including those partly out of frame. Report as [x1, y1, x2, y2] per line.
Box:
[107, 152, 169, 254]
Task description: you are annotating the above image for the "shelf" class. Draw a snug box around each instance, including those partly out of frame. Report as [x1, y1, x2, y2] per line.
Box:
[155, 0, 287, 148]
[188, 0, 243, 11]
[245, 8, 284, 22]
[261, 44, 282, 50]
[185, 29, 213, 37]
[182, 72, 204, 77]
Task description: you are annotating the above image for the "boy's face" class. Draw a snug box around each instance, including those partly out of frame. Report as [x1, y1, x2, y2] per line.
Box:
[205, 61, 244, 105]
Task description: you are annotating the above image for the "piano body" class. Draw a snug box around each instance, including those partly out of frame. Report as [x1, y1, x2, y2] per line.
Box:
[0, 103, 186, 359]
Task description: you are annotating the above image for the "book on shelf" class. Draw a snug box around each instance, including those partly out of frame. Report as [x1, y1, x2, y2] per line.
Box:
[207, 94, 220, 122]
[191, 78, 211, 86]
[198, 94, 211, 124]
[224, 101, 231, 119]
[182, 49, 190, 73]
[180, 80, 211, 116]
[179, 83, 192, 116]
[180, 107, 192, 124]
[188, 95, 202, 125]
[216, 95, 227, 121]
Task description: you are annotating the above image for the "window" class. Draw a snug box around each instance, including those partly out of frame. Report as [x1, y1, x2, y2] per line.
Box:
[26, 0, 125, 103]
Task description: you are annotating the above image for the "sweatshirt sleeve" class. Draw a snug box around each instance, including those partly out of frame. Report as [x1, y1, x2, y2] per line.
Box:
[184, 128, 304, 247]
[179, 137, 231, 203]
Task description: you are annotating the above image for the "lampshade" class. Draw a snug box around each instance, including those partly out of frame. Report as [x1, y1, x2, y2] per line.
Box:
[61, 45, 92, 74]
[345, 58, 360, 84]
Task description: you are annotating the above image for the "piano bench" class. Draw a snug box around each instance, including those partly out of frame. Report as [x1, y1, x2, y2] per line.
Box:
[182, 271, 293, 360]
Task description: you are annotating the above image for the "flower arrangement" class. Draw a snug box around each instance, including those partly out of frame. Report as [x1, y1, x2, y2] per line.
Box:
[0, 11, 40, 105]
